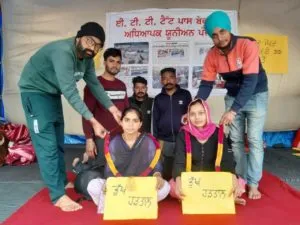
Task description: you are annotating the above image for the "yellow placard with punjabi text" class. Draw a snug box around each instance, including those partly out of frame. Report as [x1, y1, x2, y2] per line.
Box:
[103, 177, 158, 220]
[181, 172, 235, 214]
[93, 50, 103, 70]
[248, 34, 288, 74]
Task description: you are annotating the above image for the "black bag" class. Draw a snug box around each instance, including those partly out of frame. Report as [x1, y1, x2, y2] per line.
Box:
[74, 168, 103, 201]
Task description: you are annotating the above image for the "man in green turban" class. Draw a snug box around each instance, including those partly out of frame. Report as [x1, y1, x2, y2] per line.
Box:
[197, 10, 269, 200]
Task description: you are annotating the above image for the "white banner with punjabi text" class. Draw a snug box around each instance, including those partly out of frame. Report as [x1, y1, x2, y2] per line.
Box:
[106, 9, 238, 97]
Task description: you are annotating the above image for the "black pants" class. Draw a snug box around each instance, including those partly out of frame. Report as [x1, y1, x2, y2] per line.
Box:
[73, 137, 106, 176]
[159, 140, 176, 181]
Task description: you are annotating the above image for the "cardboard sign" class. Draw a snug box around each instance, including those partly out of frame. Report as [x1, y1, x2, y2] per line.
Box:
[181, 172, 235, 214]
[248, 34, 288, 74]
[104, 177, 158, 220]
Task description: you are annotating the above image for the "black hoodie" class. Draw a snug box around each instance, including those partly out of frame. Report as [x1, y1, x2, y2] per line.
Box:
[152, 85, 192, 142]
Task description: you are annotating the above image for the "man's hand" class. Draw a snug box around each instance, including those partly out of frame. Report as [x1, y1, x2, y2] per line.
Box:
[108, 105, 121, 124]
[90, 117, 107, 138]
[85, 138, 97, 159]
[220, 110, 236, 125]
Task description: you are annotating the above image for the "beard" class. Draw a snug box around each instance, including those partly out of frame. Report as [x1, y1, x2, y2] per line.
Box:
[106, 66, 120, 76]
[76, 41, 95, 59]
[135, 92, 146, 98]
[216, 40, 231, 52]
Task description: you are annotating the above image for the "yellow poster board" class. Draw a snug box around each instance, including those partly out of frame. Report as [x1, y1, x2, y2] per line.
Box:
[93, 50, 103, 70]
[104, 177, 158, 220]
[248, 34, 288, 74]
[181, 172, 235, 214]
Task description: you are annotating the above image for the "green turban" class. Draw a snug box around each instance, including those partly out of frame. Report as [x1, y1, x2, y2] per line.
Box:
[204, 11, 231, 38]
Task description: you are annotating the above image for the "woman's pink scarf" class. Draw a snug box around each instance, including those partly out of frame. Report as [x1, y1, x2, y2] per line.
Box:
[181, 99, 216, 141]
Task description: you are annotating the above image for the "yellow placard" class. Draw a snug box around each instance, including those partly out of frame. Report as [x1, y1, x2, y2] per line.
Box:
[247, 34, 288, 74]
[93, 49, 104, 70]
[104, 177, 158, 220]
[181, 172, 235, 214]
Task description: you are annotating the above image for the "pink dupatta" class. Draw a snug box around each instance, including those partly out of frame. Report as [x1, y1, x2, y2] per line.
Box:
[181, 99, 216, 142]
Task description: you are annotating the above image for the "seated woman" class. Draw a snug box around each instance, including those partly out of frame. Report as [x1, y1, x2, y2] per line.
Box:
[86, 106, 170, 213]
[171, 99, 246, 205]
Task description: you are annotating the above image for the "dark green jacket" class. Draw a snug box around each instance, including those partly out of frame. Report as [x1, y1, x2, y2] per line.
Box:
[19, 37, 112, 120]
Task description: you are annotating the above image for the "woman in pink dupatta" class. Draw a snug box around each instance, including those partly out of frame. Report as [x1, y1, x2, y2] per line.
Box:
[170, 99, 246, 205]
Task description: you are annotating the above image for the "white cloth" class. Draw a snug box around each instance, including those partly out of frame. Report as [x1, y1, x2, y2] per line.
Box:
[87, 178, 171, 214]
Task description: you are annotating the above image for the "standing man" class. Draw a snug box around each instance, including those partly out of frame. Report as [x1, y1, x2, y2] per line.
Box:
[197, 11, 268, 199]
[129, 76, 153, 133]
[18, 22, 121, 211]
[152, 67, 192, 180]
[82, 48, 129, 167]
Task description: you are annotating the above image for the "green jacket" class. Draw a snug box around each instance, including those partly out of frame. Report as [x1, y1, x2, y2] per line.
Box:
[18, 37, 112, 120]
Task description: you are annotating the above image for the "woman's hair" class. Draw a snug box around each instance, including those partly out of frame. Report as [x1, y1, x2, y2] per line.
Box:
[121, 106, 143, 122]
[188, 98, 204, 111]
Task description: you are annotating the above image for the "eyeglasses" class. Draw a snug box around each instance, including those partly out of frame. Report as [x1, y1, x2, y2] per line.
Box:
[85, 36, 103, 52]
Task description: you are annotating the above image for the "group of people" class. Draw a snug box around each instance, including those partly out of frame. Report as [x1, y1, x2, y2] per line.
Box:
[18, 10, 268, 212]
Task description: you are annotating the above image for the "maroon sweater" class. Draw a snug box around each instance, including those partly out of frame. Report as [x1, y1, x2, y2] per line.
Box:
[82, 76, 129, 138]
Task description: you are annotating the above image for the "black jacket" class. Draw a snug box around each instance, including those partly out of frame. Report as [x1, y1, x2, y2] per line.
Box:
[152, 85, 192, 142]
[173, 129, 235, 178]
[129, 94, 153, 133]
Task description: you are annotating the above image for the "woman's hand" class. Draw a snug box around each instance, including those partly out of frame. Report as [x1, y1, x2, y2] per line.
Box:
[153, 172, 164, 190]
[175, 176, 185, 200]
[102, 183, 107, 195]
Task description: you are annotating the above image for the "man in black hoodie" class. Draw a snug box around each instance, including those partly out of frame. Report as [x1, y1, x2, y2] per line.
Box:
[129, 76, 153, 133]
[152, 67, 192, 180]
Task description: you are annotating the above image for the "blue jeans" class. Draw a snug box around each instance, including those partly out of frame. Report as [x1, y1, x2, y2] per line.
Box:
[225, 91, 268, 187]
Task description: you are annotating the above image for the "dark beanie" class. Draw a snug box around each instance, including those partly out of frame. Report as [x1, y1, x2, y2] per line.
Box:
[76, 22, 105, 44]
